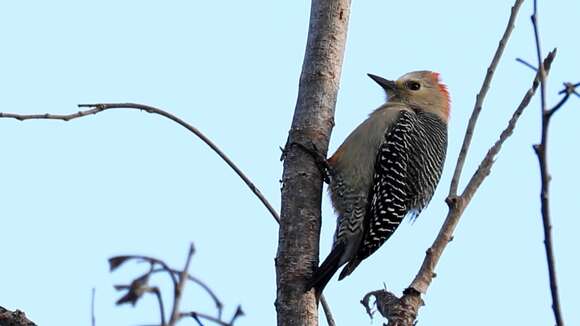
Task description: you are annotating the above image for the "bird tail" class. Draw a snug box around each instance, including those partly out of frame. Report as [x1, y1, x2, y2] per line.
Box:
[306, 242, 346, 300]
[338, 257, 361, 280]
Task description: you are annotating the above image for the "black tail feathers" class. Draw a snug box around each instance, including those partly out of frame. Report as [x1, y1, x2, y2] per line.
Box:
[338, 257, 361, 281]
[305, 242, 346, 300]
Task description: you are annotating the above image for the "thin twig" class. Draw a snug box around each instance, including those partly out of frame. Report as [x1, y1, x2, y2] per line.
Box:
[169, 243, 196, 325]
[0, 103, 336, 325]
[91, 288, 96, 326]
[150, 267, 224, 319]
[0, 103, 280, 224]
[111, 246, 238, 326]
[228, 306, 245, 325]
[111, 254, 179, 287]
[180, 311, 233, 326]
[320, 295, 336, 326]
[449, 0, 525, 195]
[463, 50, 556, 198]
[151, 287, 166, 326]
[558, 82, 580, 94]
[547, 83, 575, 118]
[531, 1, 565, 325]
[516, 57, 538, 71]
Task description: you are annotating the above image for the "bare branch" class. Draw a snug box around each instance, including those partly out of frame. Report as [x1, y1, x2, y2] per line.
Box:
[449, 0, 525, 195]
[111, 244, 242, 326]
[181, 311, 233, 326]
[530, 1, 568, 324]
[151, 267, 224, 319]
[0, 103, 280, 224]
[169, 243, 196, 325]
[91, 288, 96, 326]
[151, 287, 166, 326]
[516, 57, 538, 71]
[531, 0, 547, 119]
[320, 295, 336, 326]
[462, 50, 556, 199]
[228, 306, 245, 325]
[558, 81, 580, 95]
[547, 82, 577, 118]
[109, 254, 179, 287]
[361, 290, 408, 322]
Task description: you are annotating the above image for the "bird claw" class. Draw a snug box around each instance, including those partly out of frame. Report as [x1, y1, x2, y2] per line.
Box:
[290, 141, 333, 184]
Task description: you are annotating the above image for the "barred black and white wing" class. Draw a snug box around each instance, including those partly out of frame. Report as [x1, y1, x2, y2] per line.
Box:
[338, 110, 447, 279]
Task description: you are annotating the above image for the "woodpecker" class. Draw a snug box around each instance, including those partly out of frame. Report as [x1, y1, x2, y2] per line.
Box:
[308, 71, 450, 297]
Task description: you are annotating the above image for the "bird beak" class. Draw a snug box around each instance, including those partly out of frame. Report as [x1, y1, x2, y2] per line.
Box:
[367, 73, 397, 92]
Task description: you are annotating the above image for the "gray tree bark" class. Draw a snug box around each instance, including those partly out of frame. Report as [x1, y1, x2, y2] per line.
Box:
[275, 0, 351, 325]
[0, 306, 37, 326]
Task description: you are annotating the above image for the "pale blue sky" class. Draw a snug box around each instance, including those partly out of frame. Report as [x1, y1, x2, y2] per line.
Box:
[1, 1, 578, 325]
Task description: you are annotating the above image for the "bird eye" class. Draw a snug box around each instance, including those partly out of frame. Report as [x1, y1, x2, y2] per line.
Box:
[407, 81, 421, 91]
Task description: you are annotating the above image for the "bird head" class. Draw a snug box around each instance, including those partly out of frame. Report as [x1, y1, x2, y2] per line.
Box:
[368, 71, 450, 122]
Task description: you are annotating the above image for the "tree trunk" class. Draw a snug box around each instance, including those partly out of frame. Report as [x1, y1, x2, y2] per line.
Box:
[275, 0, 351, 325]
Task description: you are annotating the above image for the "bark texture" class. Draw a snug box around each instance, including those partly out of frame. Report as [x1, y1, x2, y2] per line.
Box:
[0, 306, 37, 326]
[275, 0, 351, 325]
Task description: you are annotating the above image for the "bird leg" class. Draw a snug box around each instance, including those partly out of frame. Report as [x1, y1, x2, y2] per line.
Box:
[290, 141, 333, 184]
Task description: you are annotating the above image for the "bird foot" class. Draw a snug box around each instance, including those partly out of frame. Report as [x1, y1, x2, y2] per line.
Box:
[290, 141, 333, 184]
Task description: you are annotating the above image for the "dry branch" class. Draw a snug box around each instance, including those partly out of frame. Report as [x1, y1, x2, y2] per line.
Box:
[110, 243, 242, 326]
[169, 243, 196, 325]
[91, 288, 96, 326]
[449, 0, 526, 195]
[530, 0, 571, 324]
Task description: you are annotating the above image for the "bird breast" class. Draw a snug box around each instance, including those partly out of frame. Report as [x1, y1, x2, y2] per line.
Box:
[328, 105, 406, 211]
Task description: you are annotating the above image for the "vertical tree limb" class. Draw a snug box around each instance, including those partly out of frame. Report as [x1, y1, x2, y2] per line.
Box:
[91, 288, 96, 326]
[276, 0, 351, 325]
[530, 1, 566, 324]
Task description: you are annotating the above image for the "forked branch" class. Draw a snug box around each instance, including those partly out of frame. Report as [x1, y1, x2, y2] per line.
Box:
[110, 243, 242, 326]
